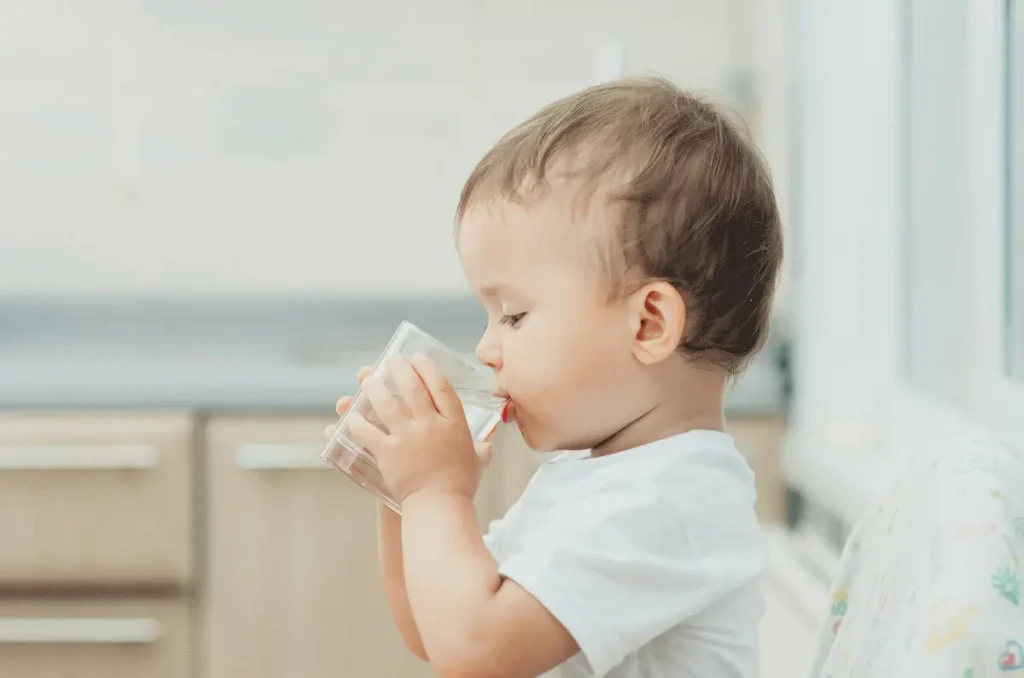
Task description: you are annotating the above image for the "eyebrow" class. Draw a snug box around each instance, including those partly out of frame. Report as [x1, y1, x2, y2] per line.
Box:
[476, 284, 532, 307]
[477, 283, 508, 298]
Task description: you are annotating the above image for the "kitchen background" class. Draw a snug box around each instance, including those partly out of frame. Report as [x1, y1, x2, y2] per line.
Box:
[0, 0, 1020, 677]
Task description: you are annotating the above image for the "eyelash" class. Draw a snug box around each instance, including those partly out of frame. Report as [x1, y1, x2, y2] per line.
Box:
[498, 312, 526, 328]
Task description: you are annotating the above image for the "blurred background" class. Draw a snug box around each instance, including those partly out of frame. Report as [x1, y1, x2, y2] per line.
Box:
[0, 0, 1020, 676]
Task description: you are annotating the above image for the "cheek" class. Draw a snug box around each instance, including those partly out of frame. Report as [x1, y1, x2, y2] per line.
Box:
[515, 348, 634, 451]
[506, 314, 627, 409]
[504, 318, 584, 387]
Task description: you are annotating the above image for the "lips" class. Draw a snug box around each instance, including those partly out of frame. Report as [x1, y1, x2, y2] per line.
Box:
[491, 389, 513, 423]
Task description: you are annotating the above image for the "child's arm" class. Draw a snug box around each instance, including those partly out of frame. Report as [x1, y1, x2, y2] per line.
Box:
[334, 373, 429, 661]
[377, 505, 428, 661]
[401, 491, 579, 678]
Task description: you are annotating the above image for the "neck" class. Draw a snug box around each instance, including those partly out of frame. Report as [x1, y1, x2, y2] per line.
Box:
[591, 358, 727, 457]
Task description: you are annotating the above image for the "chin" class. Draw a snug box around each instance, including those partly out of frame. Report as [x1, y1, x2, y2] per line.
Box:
[515, 423, 561, 453]
[516, 422, 586, 454]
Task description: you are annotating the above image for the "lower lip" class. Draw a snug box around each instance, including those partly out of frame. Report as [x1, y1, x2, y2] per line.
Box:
[500, 401, 513, 423]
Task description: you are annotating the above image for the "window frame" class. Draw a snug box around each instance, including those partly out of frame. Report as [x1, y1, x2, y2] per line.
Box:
[1008, 0, 1024, 380]
[784, 0, 1024, 529]
[901, 0, 972, 404]
[967, 0, 1024, 452]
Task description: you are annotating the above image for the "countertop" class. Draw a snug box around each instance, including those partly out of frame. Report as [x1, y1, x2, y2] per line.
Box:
[0, 297, 790, 415]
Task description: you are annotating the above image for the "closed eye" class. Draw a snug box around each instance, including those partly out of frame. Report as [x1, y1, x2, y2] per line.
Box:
[499, 312, 527, 328]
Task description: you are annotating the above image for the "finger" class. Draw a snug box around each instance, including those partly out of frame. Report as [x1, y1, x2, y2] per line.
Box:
[335, 395, 353, 416]
[409, 353, 462, 419]
[359, 375, 409, 429]
[335, 364, 372, 416]
[384, 355, 435, 416]
[345, 411, 389, 452]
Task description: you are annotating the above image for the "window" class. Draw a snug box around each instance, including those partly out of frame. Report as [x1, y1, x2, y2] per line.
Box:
[1009, 0, 1024, 378]
[786, 0, 1024, 537]
[903, 0, 972, 403]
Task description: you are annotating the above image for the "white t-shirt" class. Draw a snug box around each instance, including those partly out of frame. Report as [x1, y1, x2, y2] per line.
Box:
[483, 430, 768, 678]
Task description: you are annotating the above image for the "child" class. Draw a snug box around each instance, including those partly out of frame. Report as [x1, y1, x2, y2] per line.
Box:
[336, 76, 783, 677]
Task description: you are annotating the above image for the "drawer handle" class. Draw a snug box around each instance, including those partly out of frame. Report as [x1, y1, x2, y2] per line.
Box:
[235, 444, 328, 470]
[0, 618, 161, 644]
[0, 445, 158, 470]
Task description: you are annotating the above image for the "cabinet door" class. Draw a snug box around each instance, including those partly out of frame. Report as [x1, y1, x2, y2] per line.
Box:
[0, 599, 190, 678]
[0, 413, 194, 588]
[727, 416, 788, 525]
[203, 416, 434, 678]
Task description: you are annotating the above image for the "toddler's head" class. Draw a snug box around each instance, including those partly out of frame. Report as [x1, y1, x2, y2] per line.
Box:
[457, 76, 782, 453]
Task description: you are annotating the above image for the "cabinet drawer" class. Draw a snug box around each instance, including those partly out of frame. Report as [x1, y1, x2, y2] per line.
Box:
[0, 599, 190, 678]
[0, 413, 194, 588]
[204, 416, 433, 678]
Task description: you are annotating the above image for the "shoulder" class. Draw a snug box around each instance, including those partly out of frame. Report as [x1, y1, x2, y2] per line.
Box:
[524, 432, 764, 556]
[564, 430, 759, 521]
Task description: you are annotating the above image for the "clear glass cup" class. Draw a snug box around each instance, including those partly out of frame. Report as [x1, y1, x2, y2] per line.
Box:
[321, 321, 506, 513]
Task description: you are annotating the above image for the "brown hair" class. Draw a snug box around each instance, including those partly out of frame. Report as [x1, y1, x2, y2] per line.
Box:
[456, 76, 783, 373]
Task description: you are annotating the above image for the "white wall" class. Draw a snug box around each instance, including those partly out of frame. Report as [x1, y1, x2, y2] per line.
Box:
[0, 0, 752, 297]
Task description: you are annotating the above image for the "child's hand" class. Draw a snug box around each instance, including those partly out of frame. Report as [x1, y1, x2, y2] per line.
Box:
[344, 354, 484, 504]
[327, 365, 496, 476]
[335, 356, 495, 503]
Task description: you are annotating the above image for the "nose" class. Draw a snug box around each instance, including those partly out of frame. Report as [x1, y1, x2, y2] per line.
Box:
[476, 327, 502, 371]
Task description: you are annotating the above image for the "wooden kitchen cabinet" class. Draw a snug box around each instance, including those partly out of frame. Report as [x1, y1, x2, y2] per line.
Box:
[727, 416, 788, 525]
[0, 599, 191, 678]
[0, 413, 195, 589]
[202, 416, 433, 678]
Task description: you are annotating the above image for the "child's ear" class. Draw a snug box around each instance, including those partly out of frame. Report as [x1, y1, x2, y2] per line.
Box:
[628, 281, 686, 365]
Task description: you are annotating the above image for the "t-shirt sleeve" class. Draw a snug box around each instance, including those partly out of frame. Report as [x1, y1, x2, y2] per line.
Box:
[481, 516, 507, 559]
[482, 494, 526, 560]
[497, 488, 765, 677]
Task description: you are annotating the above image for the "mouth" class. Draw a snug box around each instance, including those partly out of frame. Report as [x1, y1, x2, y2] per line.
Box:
[490, 388, 514, 423]
[501, 397, 525, 424]
[491, 392, 512, 422]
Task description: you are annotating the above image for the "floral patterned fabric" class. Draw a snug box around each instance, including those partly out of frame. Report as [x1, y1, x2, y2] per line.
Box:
[807, 427, 1024, 677]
